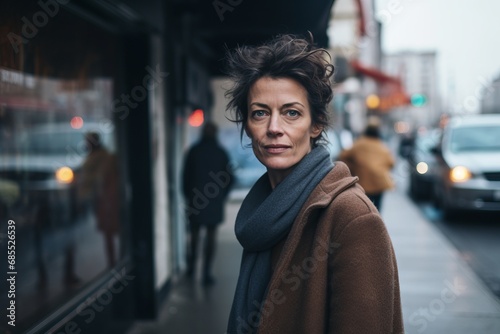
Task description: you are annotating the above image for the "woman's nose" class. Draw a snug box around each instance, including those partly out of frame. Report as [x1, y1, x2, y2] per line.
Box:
[267, 113, 283, 136]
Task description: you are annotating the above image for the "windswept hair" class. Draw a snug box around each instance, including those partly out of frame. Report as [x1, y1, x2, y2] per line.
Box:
[224, 33, 335, 146]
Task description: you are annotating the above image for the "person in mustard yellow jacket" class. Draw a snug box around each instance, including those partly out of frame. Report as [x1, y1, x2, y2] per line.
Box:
[339, 120, 395, 211]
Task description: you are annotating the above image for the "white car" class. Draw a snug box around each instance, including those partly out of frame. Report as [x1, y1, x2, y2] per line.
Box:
[432, 114, 500, 217]
[0, 121, 115, 226]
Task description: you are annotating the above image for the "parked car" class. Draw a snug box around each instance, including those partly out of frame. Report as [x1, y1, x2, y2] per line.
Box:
[432, 114, 500, 218]
[0, 121, 115, 226]
[232, 153, 267, 189]
[407, 129, 441, 200]
[398, 133, 416, 159]
[219, 127, 266, 190]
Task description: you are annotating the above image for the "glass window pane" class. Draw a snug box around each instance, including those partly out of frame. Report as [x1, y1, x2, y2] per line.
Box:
[0, 4, 127, 332]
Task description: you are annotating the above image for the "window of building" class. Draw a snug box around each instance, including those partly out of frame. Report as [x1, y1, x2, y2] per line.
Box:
[0, 3, 128, 331]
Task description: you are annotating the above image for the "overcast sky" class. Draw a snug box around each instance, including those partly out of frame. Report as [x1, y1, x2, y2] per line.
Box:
[375, 0, 500, 112]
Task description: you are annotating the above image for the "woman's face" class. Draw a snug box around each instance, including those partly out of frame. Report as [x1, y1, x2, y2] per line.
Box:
[246, 76, 322, 187]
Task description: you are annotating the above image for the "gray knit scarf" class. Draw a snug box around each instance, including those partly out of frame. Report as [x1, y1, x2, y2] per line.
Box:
[227, 146, 334, 334]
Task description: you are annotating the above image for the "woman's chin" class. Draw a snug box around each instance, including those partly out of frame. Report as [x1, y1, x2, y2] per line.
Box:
[262, 159, 298, 174]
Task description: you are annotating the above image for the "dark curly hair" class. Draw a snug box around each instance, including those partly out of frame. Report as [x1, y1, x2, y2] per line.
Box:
[225, 34, 334, 147]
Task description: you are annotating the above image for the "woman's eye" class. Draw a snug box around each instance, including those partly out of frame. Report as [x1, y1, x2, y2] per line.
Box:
[252, 110, 266, 117]
[286, 110, 300, 117]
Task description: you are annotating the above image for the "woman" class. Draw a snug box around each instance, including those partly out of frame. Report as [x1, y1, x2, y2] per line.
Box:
[339, 118, 395, 212]
[225, 34, 403, 334]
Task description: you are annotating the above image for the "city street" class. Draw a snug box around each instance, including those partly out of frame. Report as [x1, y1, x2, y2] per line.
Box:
[128, 159, 500, 334]
[418, 196, 500, 300]
[394, 156, 500, 301]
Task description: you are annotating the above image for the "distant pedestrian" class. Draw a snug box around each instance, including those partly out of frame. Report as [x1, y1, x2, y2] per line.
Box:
[77, 132, 120, 268]
[339, 118, 395, 211]
[182, 121, 234, 285]
[224, 34, 403, 333]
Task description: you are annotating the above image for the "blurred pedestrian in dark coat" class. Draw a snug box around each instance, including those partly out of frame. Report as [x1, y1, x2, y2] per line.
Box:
[182, 121, 234, 285]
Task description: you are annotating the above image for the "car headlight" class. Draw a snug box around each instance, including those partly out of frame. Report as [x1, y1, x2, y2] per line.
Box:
[416, 162, 429, 175]
[450, 166, 471, 183]
[55, 166, 74, 184]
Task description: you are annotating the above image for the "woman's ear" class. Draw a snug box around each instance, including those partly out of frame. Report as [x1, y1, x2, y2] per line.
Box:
[311, 124, 323, 138]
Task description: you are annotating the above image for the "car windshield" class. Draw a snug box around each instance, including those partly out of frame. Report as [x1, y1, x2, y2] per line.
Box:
[15, 131, 88, 155]
[0, 127, 114, 155]
[450, 126, 500, 153]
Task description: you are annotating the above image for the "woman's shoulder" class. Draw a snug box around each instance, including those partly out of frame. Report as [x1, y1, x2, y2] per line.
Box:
[311, 163, 384, 231]
[334, 183, 377, 213]
[322, 184, 384, 236]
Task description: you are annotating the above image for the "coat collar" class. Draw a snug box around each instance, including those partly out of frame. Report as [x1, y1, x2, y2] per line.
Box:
[268, 161, 359, 288]
[303, 161, 359, 209]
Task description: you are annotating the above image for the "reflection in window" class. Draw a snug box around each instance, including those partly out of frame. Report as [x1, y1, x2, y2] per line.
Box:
[0, 4, 126, 332]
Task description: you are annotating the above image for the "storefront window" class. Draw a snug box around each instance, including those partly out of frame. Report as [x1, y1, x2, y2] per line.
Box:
[0, 3, 126, 331]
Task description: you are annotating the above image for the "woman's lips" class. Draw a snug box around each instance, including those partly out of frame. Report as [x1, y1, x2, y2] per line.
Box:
[264, 145, 290, 154]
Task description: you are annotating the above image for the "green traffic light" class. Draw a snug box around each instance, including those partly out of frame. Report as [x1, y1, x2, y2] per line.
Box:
[411, 94, 426, 107]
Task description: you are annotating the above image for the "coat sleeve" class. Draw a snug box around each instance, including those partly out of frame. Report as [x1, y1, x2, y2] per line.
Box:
[328, 213, 404, 334]
[388, 150, 395, 170]
[182, 149, 193, 199]
[221, 149, 234, 198]
[383, 144, 395, 170]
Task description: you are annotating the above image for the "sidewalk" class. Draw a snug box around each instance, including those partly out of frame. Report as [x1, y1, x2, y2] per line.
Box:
[127, 187, 500, 334]
[383, 188, 500, 333]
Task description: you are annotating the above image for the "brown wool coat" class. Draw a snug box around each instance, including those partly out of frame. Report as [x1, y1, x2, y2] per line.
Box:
[339, 136, 395, 195]
[257, 161, 404, 334]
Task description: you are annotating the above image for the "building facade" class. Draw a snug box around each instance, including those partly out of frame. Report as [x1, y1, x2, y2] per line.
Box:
[0, 0, 335, 333]
[481, 75, 500, 114]
[383, 51, 440, 130]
